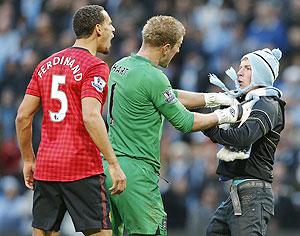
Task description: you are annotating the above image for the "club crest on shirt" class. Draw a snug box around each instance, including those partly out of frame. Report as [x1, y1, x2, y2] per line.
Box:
[92, 76, 106, 92]
[163, 88, 176, 104]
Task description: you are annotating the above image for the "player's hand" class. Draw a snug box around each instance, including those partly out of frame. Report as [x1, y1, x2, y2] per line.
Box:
[204, 92, 237, 108]
[214, 104, 243, 124]
[23, 161, 35, 190]
[108, 163, 126, 195]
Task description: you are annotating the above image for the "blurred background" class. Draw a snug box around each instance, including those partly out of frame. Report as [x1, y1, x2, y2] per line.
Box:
[0, 0, 300, 235]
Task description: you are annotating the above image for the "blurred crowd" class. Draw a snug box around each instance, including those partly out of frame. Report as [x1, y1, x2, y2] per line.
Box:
[0, 0, 300, 235]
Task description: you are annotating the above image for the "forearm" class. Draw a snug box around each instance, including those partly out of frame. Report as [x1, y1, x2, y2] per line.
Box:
[204, 120, 264, 148]
[192, 112, 219, 131]
[83, 113, 118, 165]
[176, 90, 206, 109]
[15, 116, 35, 162]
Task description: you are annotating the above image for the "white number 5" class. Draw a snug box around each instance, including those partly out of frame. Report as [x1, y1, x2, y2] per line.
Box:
[49, 75, 68, 122]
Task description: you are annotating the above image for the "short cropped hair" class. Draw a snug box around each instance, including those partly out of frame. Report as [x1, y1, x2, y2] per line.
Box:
[142, 16, 185, 48]
[73, 5, 105, 39]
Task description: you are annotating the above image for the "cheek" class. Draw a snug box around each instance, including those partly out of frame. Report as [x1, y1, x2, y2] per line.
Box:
[246, 72, 252, 83]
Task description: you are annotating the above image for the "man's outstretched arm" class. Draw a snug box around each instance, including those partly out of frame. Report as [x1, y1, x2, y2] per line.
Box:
[158, 99, 242, 132]
[176, 89, 235, 109]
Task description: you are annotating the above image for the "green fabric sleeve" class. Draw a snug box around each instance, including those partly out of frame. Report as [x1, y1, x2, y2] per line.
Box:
[158, 102, 194, 133]
[143, 70, 194, 133]
[173, 89, 179, 98]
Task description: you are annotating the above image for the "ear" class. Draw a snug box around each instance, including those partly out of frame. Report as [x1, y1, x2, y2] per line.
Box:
[161, 43, 171, 55]
[95, 24, 102, 37]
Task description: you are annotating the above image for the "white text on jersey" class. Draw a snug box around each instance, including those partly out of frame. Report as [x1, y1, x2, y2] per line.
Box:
[38, 56, 83, 81]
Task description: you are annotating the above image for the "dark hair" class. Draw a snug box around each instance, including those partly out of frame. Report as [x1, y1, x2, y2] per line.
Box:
[72, 5, 105, 39]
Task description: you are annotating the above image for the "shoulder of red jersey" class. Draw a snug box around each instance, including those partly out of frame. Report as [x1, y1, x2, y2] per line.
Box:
[33, 48, 109, 83]
[33, 49, 68, 74]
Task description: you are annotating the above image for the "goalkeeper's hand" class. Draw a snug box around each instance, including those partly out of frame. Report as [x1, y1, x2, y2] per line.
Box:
[204, 92, 237, 108]
[213, 104, 243, 124]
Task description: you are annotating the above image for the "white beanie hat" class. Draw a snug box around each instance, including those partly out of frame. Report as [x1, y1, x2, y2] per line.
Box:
[242, 48, 282, 88]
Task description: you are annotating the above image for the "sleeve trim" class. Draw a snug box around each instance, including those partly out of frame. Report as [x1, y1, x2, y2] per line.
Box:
[81, 95, 103, 106]
[264, 136, 277, 148]
[271, 129, 280, 136]
[26, 89, 41, 97]
[251, 109, 273, 129]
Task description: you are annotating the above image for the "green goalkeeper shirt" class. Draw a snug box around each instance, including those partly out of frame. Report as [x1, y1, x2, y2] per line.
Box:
[107, 54, 194, 171]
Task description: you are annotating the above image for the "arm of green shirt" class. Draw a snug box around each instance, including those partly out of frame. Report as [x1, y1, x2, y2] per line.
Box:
[158, 100, 194, 133]
[146, 72, 194, 133]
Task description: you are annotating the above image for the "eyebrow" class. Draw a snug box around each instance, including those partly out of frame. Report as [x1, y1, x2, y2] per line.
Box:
[239, 64, 251, 69]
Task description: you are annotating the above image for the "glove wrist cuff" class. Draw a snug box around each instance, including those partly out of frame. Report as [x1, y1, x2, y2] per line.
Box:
[204, 93, 216, 108]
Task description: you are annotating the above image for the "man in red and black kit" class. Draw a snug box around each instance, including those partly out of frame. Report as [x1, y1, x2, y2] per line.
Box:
[15, 5, 126, 236]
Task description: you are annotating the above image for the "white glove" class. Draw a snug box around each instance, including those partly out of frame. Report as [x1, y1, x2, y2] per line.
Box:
[214, 104, 243, 124]
[217, 146, 250, 162]
[204, 93, 236, 108]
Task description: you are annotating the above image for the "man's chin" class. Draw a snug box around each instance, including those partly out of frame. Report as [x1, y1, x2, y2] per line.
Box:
[99, 48, 110, 55]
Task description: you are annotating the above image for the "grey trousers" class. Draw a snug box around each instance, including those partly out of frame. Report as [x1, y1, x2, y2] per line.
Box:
[206, 183, 274, 236]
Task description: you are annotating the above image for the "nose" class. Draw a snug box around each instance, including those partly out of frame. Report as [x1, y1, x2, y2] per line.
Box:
[112, 25, 115, 32]
[237, 67, 243, 77]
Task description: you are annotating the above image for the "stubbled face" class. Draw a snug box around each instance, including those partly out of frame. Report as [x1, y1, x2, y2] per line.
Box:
[159, 36, 183, 68]
[97, 10, 115, 54]
[237, 58, 252, 89]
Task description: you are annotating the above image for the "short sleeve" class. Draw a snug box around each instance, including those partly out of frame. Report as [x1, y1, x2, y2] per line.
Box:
[26, 67, 41, 97]
[81, 62, 109, 105]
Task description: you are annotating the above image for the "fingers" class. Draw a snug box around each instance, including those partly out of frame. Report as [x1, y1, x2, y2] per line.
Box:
[108, 165, 127, 195]
[109, 181, 126, 195]
[24, 176, 34, 190]
[109, 176, 126, 195]
[23, 162, 35, 190]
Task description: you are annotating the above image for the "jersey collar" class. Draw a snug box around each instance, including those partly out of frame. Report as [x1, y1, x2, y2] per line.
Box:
[131, 53, 158, 68]
[71, 46, 91, 54]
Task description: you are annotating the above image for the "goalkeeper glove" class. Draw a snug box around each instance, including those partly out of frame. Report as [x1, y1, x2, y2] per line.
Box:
[204, 92, 237, 108]
[214, 104, 243, 124]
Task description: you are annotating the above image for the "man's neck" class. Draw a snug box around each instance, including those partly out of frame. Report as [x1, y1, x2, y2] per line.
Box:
[137, 45, 161, 66]
[73, 38, 97, 56]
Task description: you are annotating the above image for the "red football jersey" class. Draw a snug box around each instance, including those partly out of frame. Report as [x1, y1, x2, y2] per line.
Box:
[26, 47, 109, 181]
